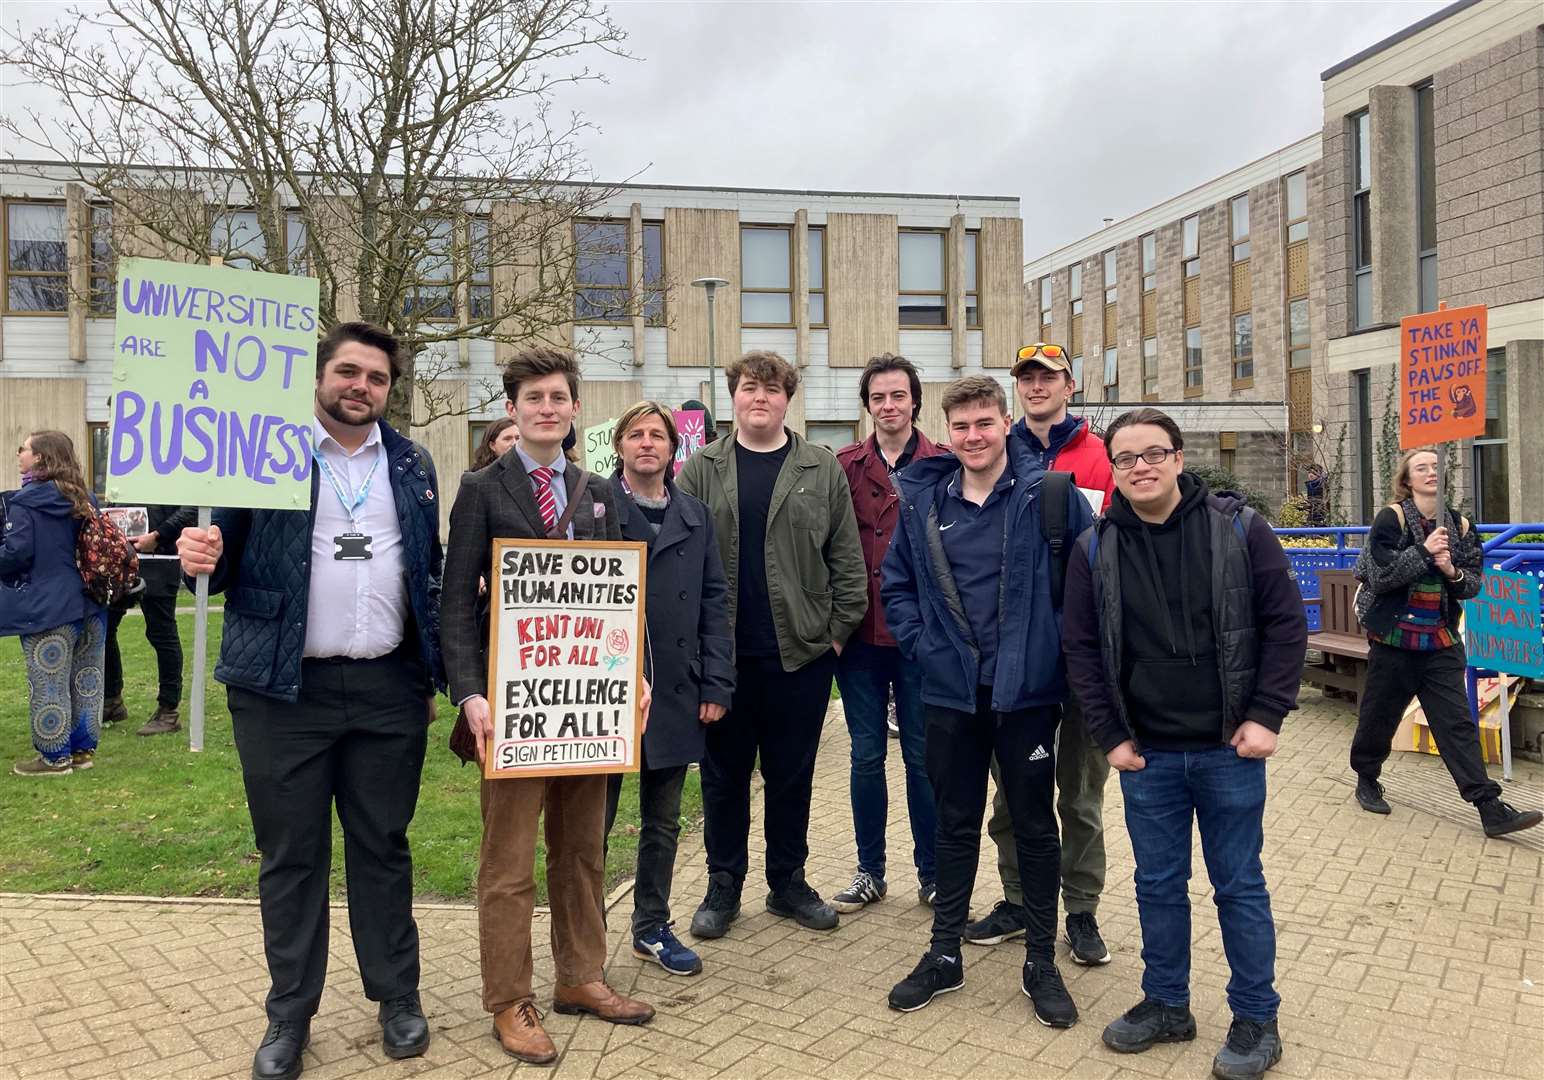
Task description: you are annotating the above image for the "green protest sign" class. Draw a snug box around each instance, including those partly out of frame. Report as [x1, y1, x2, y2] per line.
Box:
[583, 418, 619, 476]
[107, 257, 321, 510]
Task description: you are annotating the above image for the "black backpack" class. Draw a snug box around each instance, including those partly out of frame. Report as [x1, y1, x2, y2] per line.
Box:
[1040, 471, 1074, 606]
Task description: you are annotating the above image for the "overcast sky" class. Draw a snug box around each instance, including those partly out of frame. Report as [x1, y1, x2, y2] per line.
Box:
[561, 0, 1451, 257]
[5, 0, 1452, 260]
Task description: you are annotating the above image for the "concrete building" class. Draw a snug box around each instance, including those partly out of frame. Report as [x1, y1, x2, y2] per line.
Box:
[0, 170, 1026, 525]
[1024, 136, 1323, 504]
[1318, 0, 1543, 525]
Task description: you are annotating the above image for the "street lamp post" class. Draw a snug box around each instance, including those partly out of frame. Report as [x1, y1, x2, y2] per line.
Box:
[692, 276, 731, 431]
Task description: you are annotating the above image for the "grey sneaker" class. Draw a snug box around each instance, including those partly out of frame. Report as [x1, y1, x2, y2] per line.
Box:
[1212, 1017, 1282, 1080]
[831, 870, 887, 913]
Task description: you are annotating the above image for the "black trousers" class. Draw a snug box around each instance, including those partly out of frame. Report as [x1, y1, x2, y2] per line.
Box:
[105, 591, 183, 707]
[927, 687, 1061, 961]
[605, 755, 690, 937]
[230, 652, 430, 1021]
[1351, 641, 1501, 804]
[701, 650, 836, 892]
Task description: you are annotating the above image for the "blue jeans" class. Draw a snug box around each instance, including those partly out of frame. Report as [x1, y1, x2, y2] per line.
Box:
[1120, 746, 1279, 1021]
[835, 639, 936, 884]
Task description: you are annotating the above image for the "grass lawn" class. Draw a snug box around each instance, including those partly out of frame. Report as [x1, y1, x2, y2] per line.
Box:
[0, 611, 700, 903]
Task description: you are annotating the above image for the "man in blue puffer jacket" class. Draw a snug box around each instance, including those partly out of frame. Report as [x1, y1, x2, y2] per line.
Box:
[879, 375, 1092, 1025]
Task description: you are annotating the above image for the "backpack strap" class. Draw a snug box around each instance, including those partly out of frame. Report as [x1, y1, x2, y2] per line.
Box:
[1040, 471, 1072, 605]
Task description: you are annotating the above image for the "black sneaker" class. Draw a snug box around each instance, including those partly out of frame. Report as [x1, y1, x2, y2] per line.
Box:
[887, 950, 964, 1012]
[1102, 997, 1198, 1053]
[963, 900, 1027, 945]
[830, 869, 886, 913]
[1211, 1017, 1282, 1080]
[689, 871, 741, 939]
[766, 873, 839, 930]
[917, 880, 937, 907]
[1355, 775, 1391, 815]
[1478, 798, 1544, 838]
[1021, 960, 1078, 1028]
[1064, 912, 1111, 965]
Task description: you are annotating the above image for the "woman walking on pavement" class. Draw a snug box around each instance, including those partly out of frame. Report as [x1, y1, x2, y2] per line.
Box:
[1, 431, 108, 775]
[1349, 447, 1540, 838]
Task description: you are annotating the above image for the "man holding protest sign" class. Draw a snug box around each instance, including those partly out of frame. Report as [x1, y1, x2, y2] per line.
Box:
[177, 321, 446, 1080]
[441, 347, 655, 1066]
[605, 401, 735, 977]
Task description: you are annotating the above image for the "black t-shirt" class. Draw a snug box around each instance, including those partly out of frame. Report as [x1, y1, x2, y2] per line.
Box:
[734, 440, 791, 657]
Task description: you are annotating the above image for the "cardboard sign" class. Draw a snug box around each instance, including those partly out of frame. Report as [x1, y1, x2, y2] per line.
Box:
[673, 409, 706, 475]
[485, 538, 648, 778]
[107, 257, 321, 509]
[1463, 570, 1544, 678]
[1398, 304, 1487, 449]
[583, 418, 618, 477]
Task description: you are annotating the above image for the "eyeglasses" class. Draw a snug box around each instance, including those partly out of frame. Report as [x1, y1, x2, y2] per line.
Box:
[1016, 343, 1066, 361]
[1111, 447, 1179, 471]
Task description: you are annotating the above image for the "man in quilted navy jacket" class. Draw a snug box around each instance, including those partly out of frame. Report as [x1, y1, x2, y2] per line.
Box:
[178, 322, 446, 1080]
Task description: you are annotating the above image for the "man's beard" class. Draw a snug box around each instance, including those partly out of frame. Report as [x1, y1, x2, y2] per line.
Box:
[320, 391, 384, 428]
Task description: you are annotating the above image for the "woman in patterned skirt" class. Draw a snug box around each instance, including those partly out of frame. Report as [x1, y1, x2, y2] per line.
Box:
[1, 431, 107, 775]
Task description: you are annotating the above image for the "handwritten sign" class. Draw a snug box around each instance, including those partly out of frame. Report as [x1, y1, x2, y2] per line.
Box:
[583, 418, 619, 477]
[673, 409, 705, 475]
[107, 257, 320, 509]
[1463, 570, 1544, 678]
[485, 538, 648, 778]
[1398, 304, 1486, 449]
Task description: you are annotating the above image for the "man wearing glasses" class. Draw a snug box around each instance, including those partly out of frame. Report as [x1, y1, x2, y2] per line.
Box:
[1060, 408, 1305, 1080]
[968, 342, 1118, 967]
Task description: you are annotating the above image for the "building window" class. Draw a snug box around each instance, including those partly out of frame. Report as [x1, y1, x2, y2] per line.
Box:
[285, 210, 309, 275]
[1416, 81, 1438, 313]
[805, 422, 856, 453]
[640, 222, 664, 323]
[574, 219, 629, 322]
[1142, 336, 1158, 398]
[468, 217, 492, 320]
[1473, 349, 1508, 523]
[87, 422, 109, 497]
[1181, 214, 1200, 278]
[1232, 313, 1253, 382]
[898, 228, 947, 327]
[1068, 263, 1083, 357]
[1351, 109, 1373, 328]
[964, 230, 980, 328]
[1140, 232, 1156, 291]
[1184, 326, 1203, 391]
[89, 204, 114, 314]
[1103, 345, 1118, 397]
[1284, 170, 1308, 243]
[1289, 298, 1310, 369]
[1070, 354, 1085, 405]
[808, 226, 826, 327]
[402, 217, 455, 320]
[1039, 275, 1052, 328]
[1103, 248, 1117, 304]
[1230, 194, 1250, 261]
[209, 208, 268, 269]
[1352, 368, 1373, 522]
[4, 200, 68, 313]
[741, 225, 793, 326]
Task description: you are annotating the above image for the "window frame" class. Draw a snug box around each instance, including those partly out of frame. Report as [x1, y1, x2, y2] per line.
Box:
[1181, 214, 1200, 279]
[740, 223, 795, 329]
[1288, 297, 1311, 370]
[1184, 325, 1203, 395]
[1351, 109, 1373, 329]
[1232, 311, 1254, 386]
[3, 197, 70, 316]
[897, 226, 949, 329]
[1039, 274, 1053, 328]
[1284, 169, 1309, 244]
[807, 224, 827, 329]
[1140, 232, 1157, 291]
[964, 229, 980, 329]
[1102, 248, 1117, 304]
[1103, 344, 1118, 397]
[573, 217, 633, 325]
[1142, 336, 1158, 400]
[468, 215, 492, 322]
[88, 202, 115, 316]
[87, 421, 110, 497]
[1230, 193, 1250, 262]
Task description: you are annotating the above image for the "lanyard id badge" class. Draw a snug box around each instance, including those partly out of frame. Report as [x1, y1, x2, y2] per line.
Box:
[315, 446, 382, 561]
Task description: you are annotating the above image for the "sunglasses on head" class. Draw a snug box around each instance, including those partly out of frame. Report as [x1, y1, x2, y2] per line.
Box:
[1017, 343, 1066, 361]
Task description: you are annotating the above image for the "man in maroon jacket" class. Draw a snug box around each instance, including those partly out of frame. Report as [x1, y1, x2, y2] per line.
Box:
[831, 354, 947, 912]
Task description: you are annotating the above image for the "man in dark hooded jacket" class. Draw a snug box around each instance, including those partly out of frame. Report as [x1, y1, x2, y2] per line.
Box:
[1061, 408, 1305, 1080]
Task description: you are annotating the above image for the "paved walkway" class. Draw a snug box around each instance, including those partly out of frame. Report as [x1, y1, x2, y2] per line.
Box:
[3, 692, 1541, 1079]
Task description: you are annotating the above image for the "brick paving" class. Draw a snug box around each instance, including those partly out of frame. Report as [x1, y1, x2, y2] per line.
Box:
[2, 692, 1541, 1079]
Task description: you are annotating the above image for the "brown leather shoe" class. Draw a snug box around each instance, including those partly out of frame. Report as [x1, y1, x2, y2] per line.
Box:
[552, 980, 655, 1025]
[491, 1001, 557, 1065]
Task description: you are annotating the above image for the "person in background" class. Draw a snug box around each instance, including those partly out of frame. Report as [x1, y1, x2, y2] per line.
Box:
[2, 431, 107, 776]
[103, 503, 195, 736]
[605, 401, 735, 977]
[830, 353, 945, 913]
[469, 418, 519, 473]
[1349, 447, 1541, 839]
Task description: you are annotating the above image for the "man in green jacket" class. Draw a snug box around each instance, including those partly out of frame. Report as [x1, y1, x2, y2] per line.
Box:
[677, 350, 867, 938]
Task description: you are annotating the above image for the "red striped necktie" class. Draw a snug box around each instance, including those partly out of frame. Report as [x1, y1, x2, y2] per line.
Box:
[532, 466, 558, 530]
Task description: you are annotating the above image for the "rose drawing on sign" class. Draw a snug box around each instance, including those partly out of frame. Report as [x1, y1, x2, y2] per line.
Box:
[603, 627, 630, 671]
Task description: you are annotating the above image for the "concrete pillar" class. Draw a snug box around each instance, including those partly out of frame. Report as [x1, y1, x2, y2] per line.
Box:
[1369, 85, 1419, 325]
[1507, 339, 1544, 523]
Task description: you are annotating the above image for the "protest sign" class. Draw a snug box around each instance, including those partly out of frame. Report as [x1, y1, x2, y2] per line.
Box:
[485, 538, 648, 779]
[583, 418, 619, 476]
[673, 409, 705, 475]
[1398, 304, 1486, 449]
[1463, 570, 1544, 678]
[102, 506, 149, 538]
[106, 257, 320, 509]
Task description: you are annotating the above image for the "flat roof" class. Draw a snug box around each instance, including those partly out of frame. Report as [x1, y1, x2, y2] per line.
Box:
[1320, 0, 1483, 80]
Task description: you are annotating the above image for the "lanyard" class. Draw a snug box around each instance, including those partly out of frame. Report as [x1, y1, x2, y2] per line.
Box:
[314, 444, 382, 527]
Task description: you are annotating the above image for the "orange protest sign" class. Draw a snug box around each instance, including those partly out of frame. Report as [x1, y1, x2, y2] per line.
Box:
[1398, 303, 1486, 449]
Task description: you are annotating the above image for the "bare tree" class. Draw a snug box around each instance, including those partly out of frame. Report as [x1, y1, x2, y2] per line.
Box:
[3, 0, 657, 429]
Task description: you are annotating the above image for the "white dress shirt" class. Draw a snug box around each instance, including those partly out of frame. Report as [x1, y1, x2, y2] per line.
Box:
[303, 415, 408, 659]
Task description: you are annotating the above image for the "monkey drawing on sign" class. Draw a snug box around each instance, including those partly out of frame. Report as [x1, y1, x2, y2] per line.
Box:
[1450, 383, 1477, 419]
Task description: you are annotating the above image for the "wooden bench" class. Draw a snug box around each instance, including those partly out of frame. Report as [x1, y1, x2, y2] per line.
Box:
[1302, 569, 1371, 703]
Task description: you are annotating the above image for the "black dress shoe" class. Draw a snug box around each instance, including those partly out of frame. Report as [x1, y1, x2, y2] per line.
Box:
[379, 992, 430, 1059]
[252, 1019, 309, 1080]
